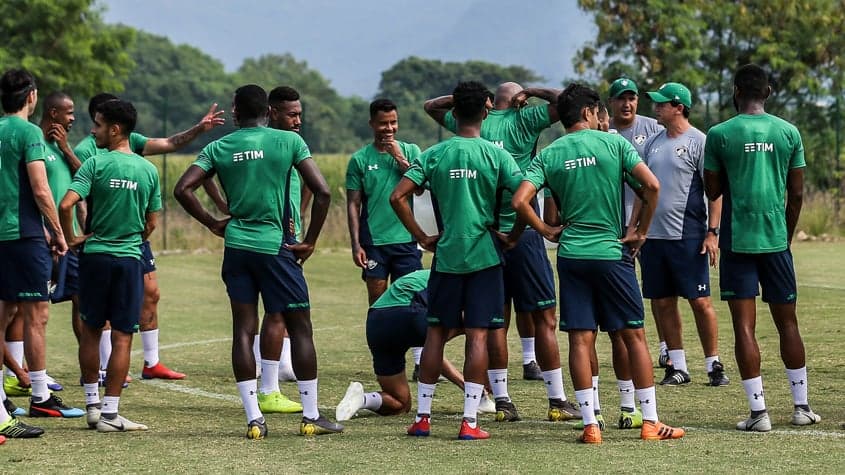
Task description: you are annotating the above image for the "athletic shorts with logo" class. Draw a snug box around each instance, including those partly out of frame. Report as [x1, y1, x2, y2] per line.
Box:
[366, 304, 427, 376]
[79, 253, 143, 333]
[222, 246, 310, 313]
[361, 242, 422, 281]
[140, 240, 156, 274]
[427, 264, 505, 329]
[503, 229, 556, 312]
[557, 256, 645, 332]
[51, 249, 80, 303]
[640, 238, 710, 299]
[719, 248, 797, 304]
[0, 237, 51, 302]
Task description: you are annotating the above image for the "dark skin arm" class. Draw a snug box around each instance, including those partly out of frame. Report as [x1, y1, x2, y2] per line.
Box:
[390, 177, 439, 251]
[511, 87, 562, 124]
[173, 165, 231, 238]
[201, 174, 230, 215]
[346, 189, 367, 268]
[512, 182, 563, 242]
[288, 158, 331, 263]
[142, 103, 225, 155]
[142, 211, 158, 241]
[543, 193, 560, 226]
[703, 169, 722, 201]
[59, 190, 91, 248]
[48, 124, 83, 172]
[786, 168, 804, 244]
[423, 95, 454, 128]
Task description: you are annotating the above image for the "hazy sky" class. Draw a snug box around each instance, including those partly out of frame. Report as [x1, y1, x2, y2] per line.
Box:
[101, 0, 594, 98]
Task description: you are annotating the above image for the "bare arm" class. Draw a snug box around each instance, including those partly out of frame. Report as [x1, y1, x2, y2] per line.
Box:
[390, 177, 438, 251]
[142, 211, 158, 241]
[543, 195, 560, 226]
[423, 95, 454, 128]
[346, 189, 367, 268]
[300, 181, 313, 218]
[703, 169, 722, 201]
[201, 175, 229, 215]
[59, 190, 85, 248]
[142, 103, 225, 155]
[27, 161, 67, 255]
[48, 124, 83, 172]
[289, 158, 331, 263]
[512, 87, 562, 124]
[620, 163, 659, 255]
[786, 168, 804, 244]
[173, 165, 229, 237]
[701, 196, 722, 266]
[512, 181, 561, 242]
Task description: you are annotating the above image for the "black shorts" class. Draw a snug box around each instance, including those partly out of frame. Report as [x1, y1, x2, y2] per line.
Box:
[79, 253, 143, 333]
[140, 240, 156, 274]
[366, 305, 427, 376]
[503, 229, 556, 312]
[427, 265, 505, 329]
[0, 237, 51, 302]
[222, 246, 310, 313]
[51, 249, 80, 303]
[719, 248, 797, 304]
[361, 242, 422, 281]
[640, 239, 711, 299]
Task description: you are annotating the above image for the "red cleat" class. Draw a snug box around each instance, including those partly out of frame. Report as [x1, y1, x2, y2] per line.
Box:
[142, 362, 186, 380]
[407, 415, 430, 436]
[458, 419, 490, 440]
[0, 434, 6, 445]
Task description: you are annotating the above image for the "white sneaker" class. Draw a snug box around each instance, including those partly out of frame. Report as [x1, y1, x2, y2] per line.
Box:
[478, 394, 496, 414]
[736, 412, 771, 432]
[335, 382, 364, 421]
[86, 404, 101, 429]
[96, 414, 149, 432]
[791, 407, 821, 426]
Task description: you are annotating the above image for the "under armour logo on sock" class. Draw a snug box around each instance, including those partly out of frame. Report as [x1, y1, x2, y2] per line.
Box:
[621, 389, 631, 393]
[249, 390, 255, 396]
[300, 391, 309, 396]
[466, 394, 478, 399]
[753, 391, 764, 400]
[580, 401, 590, 407]
[545, 381, 551, 386]
[421, 393, 433, 398]
[493, 378, 507, 383]
[791, 380, 805, 386]
[639, 399, 651, 404]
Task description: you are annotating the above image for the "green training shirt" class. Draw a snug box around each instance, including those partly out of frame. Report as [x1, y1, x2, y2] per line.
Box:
[524, 129, 642, 260]
[290, 170, 302, 239]
[0, 116, 48, 241]
[370, 269, 430, 309]
[444, 105, 551, 232]
[69, 150, 161, 259]
[74, 132, 148, 162]
[193, 127, 310, 255]
[704, 113, 806, 253]
[404, 136, 522, 273]
[346, 141, 421, 246]
[44, 141, 73, 206]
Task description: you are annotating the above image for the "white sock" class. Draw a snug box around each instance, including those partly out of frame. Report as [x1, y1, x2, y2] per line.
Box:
[101, 395, 120, 416]
[362, 392, 382, 411]
[30, 369, 49, 402]
[617, 379, 636, 410]
[259, 359, 280, 395]
[668, 349, 687, 373]
[252, 335, 261, 376]
[463, 382, 484, 427]
[785, 367, 808, 406]
[297, 378, 319, 420]
[411, 347, 423, 365]
[541, 368, 564, 400]
[84, 383, 101, 406]
[741, 376, 767, 412]
[591, 375, 601, 412]
[0, 382, 7, 401]
[0, 398, 8, 421]
[575, 388, 596, 426]
[279, 337, 294, 380]
[141, 329, 160, 367]
[417, 382, 436, 418]
[236, 379, 262, 423]
[487, 368, 510, 401]
[658, 341, 667, 354]
[5, 341, 23, 377]
[99, 330, 112, 371]
[636, 386, 658, 422]
[520, 338, 536, 364]
[704, 356, 719, 373]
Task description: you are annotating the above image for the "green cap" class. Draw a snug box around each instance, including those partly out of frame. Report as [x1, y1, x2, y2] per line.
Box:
[609, 78, 638, 98]
[646, 82, 692, 108]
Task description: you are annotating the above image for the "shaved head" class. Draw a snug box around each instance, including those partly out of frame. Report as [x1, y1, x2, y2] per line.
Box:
[43, 92, 72, 114]
[494, 82, 523, 108]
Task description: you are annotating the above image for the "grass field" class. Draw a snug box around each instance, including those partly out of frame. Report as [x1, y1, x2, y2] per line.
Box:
[4, 242, 845, 473]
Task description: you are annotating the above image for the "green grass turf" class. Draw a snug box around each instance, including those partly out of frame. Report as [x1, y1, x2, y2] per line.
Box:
[4, 242, 845, 473]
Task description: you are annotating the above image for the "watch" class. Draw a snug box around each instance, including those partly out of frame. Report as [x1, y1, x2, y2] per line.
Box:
[707, 227, 720, 236]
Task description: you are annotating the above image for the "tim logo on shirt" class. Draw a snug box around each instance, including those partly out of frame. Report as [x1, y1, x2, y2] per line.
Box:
[109, 179, 138, 190]
[233, 150, 264, 162]
[744, 142, 774, 153]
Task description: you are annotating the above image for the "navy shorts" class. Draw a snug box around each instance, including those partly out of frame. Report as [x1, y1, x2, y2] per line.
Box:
[361, 242, 422, 281]
[51, 249, 80, 303]
[557, 257, 645, 332]
[640, 239, 711, 299]
[140, 240, 156, 274]
[503, 229, 556, 312]
[427, 265, 505, 329]
[719, 248, 797, 304]
[222, 246, 310, 313]
[0, 237, 51, 302]
[366, 305, 428, 376]
[79, 253, 143, 333]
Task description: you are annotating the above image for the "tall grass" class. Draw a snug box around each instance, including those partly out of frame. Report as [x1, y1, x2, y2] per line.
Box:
[796, 191, 841, 238]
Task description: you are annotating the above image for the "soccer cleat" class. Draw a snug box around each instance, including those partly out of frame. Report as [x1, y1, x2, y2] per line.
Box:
[335, 382, 364, 421]
[141, 362, 186, 380]
[548, 398, 580, 421]
[736, 412, 771, 432]
[478, 394, 496, 414]
[86, 403, 102, 429]
[3, 376, 31, 397]
[0, 416, 44, 438]
[246, 417, 267, 440]
[641, 420, 685, 440]
[29, 394, 84, 418]
[791, 407, 821, 426]
[96, 414, 149, 432]
[300, 415, 343, 435]
[707, 361, 730, 386]
[258, 390, 303, 414]
[407, 415, 430, 436]
[458, 418, 490, 440]
[3, 398, 26, 418]
[658, 350, 672, 368]
[573, 414, 606, 431]
[522, 361, 543, 381]
[494, 398, 521, 422]
[45, 374, 64, 392]
[0, 435, 4, 445]
[578, 423, 602, 444]
[659, 366, 691, 386]
[618, 408, 644, 429]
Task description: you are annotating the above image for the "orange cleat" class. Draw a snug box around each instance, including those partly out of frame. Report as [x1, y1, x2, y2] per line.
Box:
[458, 419, 490, 440]
[641, 420, 685, 440]
[142, 362, 186, 380]
[578, 423, 603, 444]
[407, 415, 430, 436]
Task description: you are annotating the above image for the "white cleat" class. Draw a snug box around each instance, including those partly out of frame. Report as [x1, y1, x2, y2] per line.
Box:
[736, 412, 771, 432]
[86, 404, 101, 429]
[478, 394, 496, 414]
[335, 381, 364, 421]
[791, 408, 821, 426]
[96, 414, 149, 432]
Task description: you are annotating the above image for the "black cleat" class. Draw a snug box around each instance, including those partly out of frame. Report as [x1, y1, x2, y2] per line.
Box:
[707, 360, 730, 386]
[522, 361, 543, 381]
[494, 397, 521, 422]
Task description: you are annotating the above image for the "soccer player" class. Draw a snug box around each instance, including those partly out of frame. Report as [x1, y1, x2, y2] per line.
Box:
[512, 83, 685, 444]
[335, 269, 495, 421]
[636, 82, 730, 387]
[703, 64, 819, 431]
[391, 80, 523, 440]
[174, 84, 342, 438]
[425, 82, 578, 421]
[75, 93, 225, 382]
[60, 99, 160, 432]
[0, 69, 73, 439]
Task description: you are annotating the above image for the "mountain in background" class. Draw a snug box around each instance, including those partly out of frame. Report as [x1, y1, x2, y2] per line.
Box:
[101, 0, 594, 97]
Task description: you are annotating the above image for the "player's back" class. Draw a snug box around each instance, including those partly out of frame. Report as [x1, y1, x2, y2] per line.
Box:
[0, 116, 47, 240]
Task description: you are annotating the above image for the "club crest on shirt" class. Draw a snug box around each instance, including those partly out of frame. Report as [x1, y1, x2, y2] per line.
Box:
[675, 146, 688, 157]
[634, 135, 646, 145]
